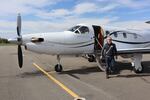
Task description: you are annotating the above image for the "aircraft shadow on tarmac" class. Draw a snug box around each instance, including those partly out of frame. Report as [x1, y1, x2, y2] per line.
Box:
[16, 70, 50, 78]
[60, 66, 101, 79]
[60, 61, 150, 79]
[17, 61, 150, 79]
[115, 61, 150, 78]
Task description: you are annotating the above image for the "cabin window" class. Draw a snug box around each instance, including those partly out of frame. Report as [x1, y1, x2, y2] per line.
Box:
[106, 30, 110, 36]
[113, 32, 118, 37]
[134, 33, 138, 39]
[78, 26, 89, 34]
[123, 33, 127, 38]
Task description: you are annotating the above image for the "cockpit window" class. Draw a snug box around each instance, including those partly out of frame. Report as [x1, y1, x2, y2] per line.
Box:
[68, 26, 80, 32]
[68, 25, 89, 34]
[75, 30, 79, 34]
[78, 26, 89, 34]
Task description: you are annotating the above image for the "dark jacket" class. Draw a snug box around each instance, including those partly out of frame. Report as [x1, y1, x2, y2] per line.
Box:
[101, 43, 117, 57]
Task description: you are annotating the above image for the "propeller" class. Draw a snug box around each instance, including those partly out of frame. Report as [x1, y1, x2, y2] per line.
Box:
[17, 14, 23, 68]
[18, 45, 23, 68]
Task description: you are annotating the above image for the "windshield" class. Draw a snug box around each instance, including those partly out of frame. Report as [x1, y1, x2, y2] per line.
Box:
[78, 26, 89, 34]
[68, 25, 81, 32]
[68, 25, 89, 34]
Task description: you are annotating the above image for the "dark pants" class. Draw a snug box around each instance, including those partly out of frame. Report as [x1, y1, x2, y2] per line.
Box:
[105, 56, 115, 74]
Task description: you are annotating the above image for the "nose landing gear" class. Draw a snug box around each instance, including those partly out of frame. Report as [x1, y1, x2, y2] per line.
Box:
[55, 55, 63, 72]
[55, 64, 63, 72]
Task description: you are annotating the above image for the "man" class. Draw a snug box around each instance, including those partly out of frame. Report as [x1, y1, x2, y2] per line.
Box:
[101, 36, 117, 78]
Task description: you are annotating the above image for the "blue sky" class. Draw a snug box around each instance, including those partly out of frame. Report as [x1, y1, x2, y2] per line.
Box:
[0, 0, 150, 38]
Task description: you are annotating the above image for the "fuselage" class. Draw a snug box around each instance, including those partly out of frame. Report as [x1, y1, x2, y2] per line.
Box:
[104, 28, 150, 51]
[12, 24, 150, 55]
[23, 25, 94, 55]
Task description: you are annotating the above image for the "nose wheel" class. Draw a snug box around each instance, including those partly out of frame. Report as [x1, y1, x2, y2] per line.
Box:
[55, 55, 63, 72]
[55, 64, 63, 72]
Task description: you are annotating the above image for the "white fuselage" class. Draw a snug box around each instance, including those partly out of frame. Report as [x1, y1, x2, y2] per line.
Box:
[20, 24, 150, 55]
[23, 31, 94, 55]
[103, 29, 150, 51]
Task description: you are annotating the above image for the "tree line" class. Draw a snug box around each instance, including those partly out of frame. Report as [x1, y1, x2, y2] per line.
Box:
[0, 37, 9, 43]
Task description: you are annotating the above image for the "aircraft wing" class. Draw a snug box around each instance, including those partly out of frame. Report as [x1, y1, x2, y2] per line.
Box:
[117, 47, 150, 54]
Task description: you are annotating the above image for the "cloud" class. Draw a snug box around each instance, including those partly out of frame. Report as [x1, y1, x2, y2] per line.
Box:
[36, 2, 118, 20]
[0, 0, 64, 16]
[99, 4, 118, 12]
[116, 0, 150, 8]
[74, 2, 118, 14]
[36, 9, 71, 19]
[73, 2, 118, 14]
[112, 21, 150, 31]
[96, 0, 150, 9]
[74, 2, 97, 14]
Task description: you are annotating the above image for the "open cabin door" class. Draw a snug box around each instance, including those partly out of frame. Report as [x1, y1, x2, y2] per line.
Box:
[92, 25, 104, 51]
[93, 25, 106, 71]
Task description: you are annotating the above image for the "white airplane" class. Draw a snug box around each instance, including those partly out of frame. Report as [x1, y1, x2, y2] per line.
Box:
[8, 14, 150, 73]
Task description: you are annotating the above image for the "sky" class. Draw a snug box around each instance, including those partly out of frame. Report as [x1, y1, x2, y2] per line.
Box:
[0, 0, 150, 38]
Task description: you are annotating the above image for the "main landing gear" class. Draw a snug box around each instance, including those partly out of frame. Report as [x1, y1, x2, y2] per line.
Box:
[131, 54, 143, 73]
[55, 55, 63, 72]
[96, 53, 144, 74]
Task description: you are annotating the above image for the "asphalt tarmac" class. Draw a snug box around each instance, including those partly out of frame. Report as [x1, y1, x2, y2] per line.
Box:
[0, 46, 150, 100]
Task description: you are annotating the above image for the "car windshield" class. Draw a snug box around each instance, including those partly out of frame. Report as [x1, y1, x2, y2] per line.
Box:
[68, 25, 81, 32]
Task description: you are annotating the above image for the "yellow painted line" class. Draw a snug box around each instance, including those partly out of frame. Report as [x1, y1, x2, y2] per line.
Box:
[33, 63, 80, 98]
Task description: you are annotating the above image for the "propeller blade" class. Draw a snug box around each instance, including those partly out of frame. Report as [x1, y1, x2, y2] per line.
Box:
[18, 45, 23, 68]
[17, 14, 21, 36]
[16, 14, 23, 68]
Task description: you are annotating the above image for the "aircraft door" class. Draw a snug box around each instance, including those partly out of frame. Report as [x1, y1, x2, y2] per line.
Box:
[92, 25, 104, 50]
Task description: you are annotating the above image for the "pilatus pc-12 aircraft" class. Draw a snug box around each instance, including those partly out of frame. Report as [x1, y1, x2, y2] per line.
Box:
[9, 14, 150, 73]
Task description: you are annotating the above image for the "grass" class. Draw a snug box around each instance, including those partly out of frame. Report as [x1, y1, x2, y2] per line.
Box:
[0, 43, 15, 46]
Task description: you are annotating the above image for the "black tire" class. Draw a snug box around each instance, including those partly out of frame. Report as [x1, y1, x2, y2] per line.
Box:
[133, 64, 143, 73]
[88, 57, 95, 62]
[55, 64, 63, 72]
[88, 55, 95, 62]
